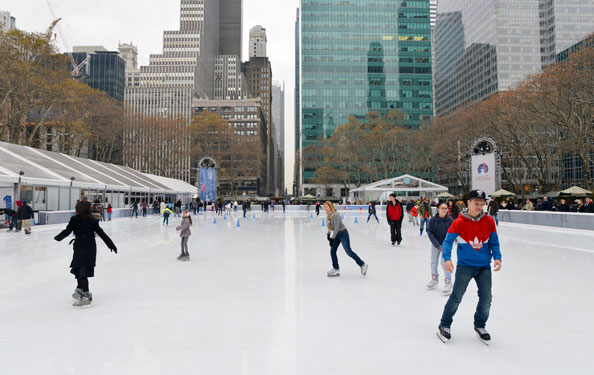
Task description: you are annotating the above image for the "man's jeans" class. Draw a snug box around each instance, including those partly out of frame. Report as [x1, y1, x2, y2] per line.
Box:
[431, 245, 451, 281]
[491, 214, 499, 226]
[330, 230, 365, 269]
[440, 265, 492, 329]
[420, 217, 429, 232]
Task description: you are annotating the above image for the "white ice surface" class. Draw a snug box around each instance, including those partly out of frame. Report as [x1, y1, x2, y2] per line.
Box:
[1, 211, 593, 375]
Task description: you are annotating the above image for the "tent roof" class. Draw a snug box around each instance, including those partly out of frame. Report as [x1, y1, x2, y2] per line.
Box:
[0, 141, 196, 195]
[351, 174, 448, 193]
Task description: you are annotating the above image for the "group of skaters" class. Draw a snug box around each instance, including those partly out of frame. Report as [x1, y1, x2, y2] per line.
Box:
[322, 190, 501, 344]
[1, 200, 35, 234]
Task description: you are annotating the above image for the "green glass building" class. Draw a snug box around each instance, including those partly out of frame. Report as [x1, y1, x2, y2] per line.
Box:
[300, 0, 433, 183]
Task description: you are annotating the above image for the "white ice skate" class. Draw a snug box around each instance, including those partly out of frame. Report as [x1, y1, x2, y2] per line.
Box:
[327, 269, 340, 277]
[426, 277, 438, 290]
[72, 288, 83, 300]
[73, 292, 92, 308]
[361, 263, 368, 276]
[442, 281, 452, 296]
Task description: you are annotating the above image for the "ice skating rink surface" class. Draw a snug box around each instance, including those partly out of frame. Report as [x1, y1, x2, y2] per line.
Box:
[1, 211, 593, 375]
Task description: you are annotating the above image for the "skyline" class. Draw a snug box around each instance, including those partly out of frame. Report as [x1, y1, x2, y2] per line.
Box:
[2, 0, 297, 189]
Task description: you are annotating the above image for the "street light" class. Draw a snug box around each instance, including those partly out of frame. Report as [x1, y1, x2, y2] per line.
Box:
[16, 171, 24, 202]
[69, 177, 75, 210]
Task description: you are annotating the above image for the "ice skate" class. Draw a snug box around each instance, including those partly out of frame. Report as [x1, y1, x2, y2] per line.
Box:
[72, 291, 92, 308]
[426, 276, 438, 290]
[327, 269, 340, 277]
[474, 327, 491, 345]
[177, 254, 185, 261]
[72, 288, 83, 300]
[182, 254, 190, 261]
[437, 325, 451, 343]
[442, 280, 452, 296]
[360, 263, 368, 276]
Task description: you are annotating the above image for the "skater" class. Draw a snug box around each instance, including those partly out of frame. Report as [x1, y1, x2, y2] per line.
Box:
[106, 204, 113, 221]
[54, 200, 117, 308]
[315, 201, 321, 216]
[386, 194, 403, 245]
[131, 201, 138, 218]
[17, 200, 34, 235]
[448, 200, 459, 219]
[487, 199, 499, 225]
[410, 203, 419, 226]
[1, 207, 18, 231]
[406, 199, 415, 222]
[142, 201, 147, 217]
[367, 201, 379, 223]
[324, 201, 368, 277]
[418, 197, 431, 236]
[426, 201, 454, 295]
[162, 205, 172, 225]
[437, 190, 502, 344]
[282, 200, 286, 213]
[242, 201, 248, 218]
[175, 209, 192, 261]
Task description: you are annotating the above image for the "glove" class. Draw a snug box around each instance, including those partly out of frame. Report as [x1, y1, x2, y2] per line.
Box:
[110, 247, 118, 254]
[327, 233, 334, 246]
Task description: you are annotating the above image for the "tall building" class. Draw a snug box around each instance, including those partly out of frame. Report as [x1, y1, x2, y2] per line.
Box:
[219, 0, 242, 57]
[214, 55, 245, 99]
[249, 25, 267, 58]
[0, 10, 16, 32]
[124, 0, 222, 182]
[71, 46, 126, 101]
[434, 0, 594, 116]
[118, 42, 141, 88]
[294, 8, 301, 195]
[300, 0, 433, 185]
[272, 81, 285, 194]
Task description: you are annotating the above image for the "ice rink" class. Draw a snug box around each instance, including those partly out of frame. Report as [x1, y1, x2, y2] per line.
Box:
[1, 210, 593, 375]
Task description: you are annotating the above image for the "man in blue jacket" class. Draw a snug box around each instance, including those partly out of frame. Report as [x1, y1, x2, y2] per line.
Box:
[437, 190, 502, 344]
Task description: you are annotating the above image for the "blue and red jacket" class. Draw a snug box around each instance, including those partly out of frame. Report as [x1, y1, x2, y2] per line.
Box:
[442, 211, 501, 268]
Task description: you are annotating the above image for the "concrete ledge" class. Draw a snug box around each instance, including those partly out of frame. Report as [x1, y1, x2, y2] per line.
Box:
[498, 210, 594, 231]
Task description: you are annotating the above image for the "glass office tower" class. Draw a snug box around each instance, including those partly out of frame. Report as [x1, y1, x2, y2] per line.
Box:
[300, 0, 433, 183]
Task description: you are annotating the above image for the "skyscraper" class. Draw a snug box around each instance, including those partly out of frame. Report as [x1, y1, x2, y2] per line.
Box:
[300, 0, 433, 184]
[434, 0, 594, 116]
[294, 8, 301, 194]
[272, 81, 285, 193]
[71, 46, 126, 102]
[249, 25, 267, 58]
[0, 10, 16, 32]
[219, 0, 242, 57]
[118, 42, 141, 88]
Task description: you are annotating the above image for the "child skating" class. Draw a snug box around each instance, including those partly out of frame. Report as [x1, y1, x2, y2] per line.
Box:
[436, 190, 502, 344]
[175, 209, 192, 261]
[162, 206, 172, 225]
[324, 201, 368, 277]
[54, 200, 118, 308]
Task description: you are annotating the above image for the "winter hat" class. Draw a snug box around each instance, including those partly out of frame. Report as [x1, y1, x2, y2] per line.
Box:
[468, 189, 487, 200]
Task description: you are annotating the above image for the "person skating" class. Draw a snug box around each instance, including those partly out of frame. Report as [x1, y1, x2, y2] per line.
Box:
[324, 201, 368, 277]
[1, 207, 18, 231]
[131, 201, 139, 218]
[17, 200, 34, 234]
[436, 190, 502, 344]
[418, 198, 431, 236]
[426, 202, 454, 295]
[175, 210, 192, 261]
[106, 204, 113, 221]
[162, 206, 173, 225]
[315, 201, 320, 216]
[487, 199, 499, 226]
[54, 200, 117, 308]
[386, 194, 403, 245]
[410, 203, 419, 226]
[367, 201, 379, 223]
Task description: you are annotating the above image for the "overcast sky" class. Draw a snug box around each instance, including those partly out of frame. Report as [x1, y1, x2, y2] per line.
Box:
[4, 0, 298, 189]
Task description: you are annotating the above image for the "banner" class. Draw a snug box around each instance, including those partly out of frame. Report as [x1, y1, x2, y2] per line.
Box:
[471, 153, 497, 195]
[199, 168, 217, 202]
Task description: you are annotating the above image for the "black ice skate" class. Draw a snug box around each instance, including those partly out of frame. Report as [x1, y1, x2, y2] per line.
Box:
[72, 288, 83, 300]
[437, 325, 451, 343]
[474, 327, 491, 345]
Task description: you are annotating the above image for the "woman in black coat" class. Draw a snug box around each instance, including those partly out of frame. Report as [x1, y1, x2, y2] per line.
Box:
[54, 200, 117, 308]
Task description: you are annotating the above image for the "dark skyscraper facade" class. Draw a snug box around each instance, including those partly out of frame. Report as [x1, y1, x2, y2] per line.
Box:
[219, 0, 242, 57]
[72, 51, 126, 102]
[300, 0, 433, 183]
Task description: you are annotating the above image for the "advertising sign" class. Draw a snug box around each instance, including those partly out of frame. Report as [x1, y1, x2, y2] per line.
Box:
[471, 153, 497, 195]
[199, 168, 217, 202]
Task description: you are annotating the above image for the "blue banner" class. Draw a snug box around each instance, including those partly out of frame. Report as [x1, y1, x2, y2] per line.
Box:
[200, 168, 217, 202]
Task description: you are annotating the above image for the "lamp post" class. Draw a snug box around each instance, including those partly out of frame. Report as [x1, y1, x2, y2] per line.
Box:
[69, 177, 76, 210]
[16, 171, 24, 202]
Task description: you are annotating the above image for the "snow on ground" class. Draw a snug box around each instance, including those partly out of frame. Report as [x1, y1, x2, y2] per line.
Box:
[1, 210, 593, 375]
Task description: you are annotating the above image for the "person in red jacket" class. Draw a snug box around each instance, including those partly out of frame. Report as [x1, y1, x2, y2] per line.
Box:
[386, 194, 403, 246]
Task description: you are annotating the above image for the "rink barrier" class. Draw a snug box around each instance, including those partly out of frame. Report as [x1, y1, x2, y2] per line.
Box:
[497, 210, 594, 231]
[38, 208, 134, 225]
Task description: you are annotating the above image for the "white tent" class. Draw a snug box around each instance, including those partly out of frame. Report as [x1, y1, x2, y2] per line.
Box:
[350, 174, 448, 202]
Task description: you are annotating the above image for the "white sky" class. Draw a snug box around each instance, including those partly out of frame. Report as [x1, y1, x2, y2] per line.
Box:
[3, 0, 297, 190]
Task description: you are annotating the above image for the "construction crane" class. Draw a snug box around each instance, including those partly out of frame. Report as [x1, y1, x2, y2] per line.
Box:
[46, 0, 89, 80]
[45, 17, 61, 40]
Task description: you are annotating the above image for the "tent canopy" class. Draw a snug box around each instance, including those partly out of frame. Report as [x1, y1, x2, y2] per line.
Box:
[560, 186, 592, 196]
[351, 174, 448, 196]
[490, 189, 516, 198]
[437, 192, 457, 199]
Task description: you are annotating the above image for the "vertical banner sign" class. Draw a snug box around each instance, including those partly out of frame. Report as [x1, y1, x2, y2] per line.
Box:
[471, 153, 497, 195]
[199, 168, 217, 202]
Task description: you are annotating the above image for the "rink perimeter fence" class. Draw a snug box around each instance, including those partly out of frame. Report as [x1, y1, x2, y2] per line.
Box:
[16, 205, 594, 232]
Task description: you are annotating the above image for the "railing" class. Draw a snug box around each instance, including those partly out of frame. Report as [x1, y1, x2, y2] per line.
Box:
[497, 210, 594, 231]
[38, 208, 134, 225]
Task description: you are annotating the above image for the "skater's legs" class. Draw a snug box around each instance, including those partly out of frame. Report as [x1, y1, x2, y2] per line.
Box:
[419, 218, 428, 232]
[373, 212, 379, 222]
[430, 245, 440, 277]
[367, 212, 372, 222]
[330, 238, 340, 269]
[76, 277, 89, 292]
[440, 265, 474, 328]
[180, 237, 190, 256]
[395, 220, 402, 243]
[473, 268, 492, 328]
[390, 221, 397, 243]
[337, 231, 364, 267]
